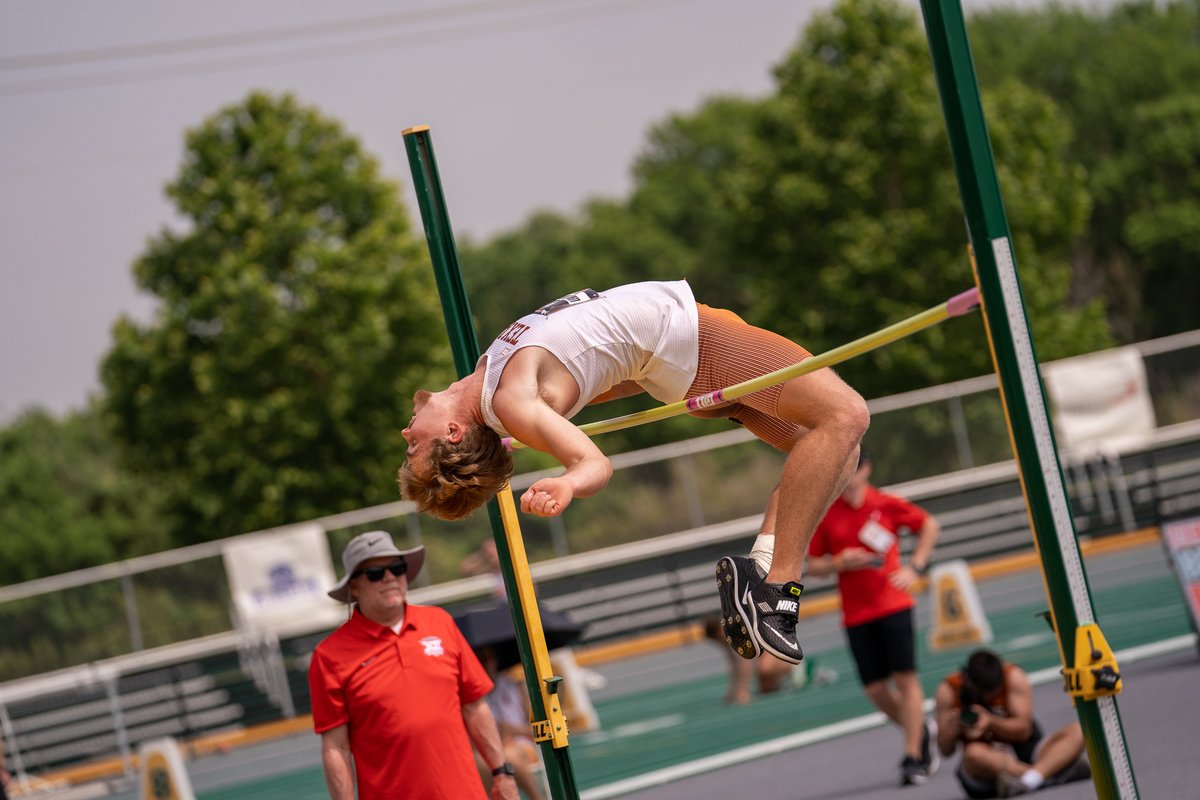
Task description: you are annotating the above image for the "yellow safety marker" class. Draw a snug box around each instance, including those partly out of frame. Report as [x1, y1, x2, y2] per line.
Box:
[138, 737, 196, 800]
[928, 559, 994, 651]
[505, 288, 980, 450]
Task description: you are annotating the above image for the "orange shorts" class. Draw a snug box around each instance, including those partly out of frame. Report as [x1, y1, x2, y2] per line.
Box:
[688, 304, 812, 451]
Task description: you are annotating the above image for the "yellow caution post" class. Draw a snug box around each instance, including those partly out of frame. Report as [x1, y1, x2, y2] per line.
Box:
[138, 737, 196, 800]
[928, 559, 994, 651]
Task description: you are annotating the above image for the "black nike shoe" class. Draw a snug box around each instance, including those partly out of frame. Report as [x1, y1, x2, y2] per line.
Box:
[1044, 757, 1091, 787]
[900, 755, 931, 787]
[747, 580, 805, 664]
[715, 556, 764, 660]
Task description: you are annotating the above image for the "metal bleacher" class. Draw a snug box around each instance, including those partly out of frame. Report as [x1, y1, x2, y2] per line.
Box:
[0, 631, 296, 786]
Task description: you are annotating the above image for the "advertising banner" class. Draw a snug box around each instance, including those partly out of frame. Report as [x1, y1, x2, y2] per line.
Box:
[222, 522, 344, 634]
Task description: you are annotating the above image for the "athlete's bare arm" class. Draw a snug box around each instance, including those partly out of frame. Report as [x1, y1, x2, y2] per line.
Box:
[987, 668, 1035, 742]
[491, 351, 613, 517]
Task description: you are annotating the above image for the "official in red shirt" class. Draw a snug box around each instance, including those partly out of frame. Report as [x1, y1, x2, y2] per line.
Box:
[807, 451, 940, 788]
[308, 531, 519, 800]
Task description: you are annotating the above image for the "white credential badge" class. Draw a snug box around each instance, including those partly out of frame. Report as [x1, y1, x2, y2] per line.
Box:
[857, 516, 897, 555]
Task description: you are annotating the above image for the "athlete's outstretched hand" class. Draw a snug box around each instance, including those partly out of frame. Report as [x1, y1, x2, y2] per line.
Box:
[521, 477, 575, 517]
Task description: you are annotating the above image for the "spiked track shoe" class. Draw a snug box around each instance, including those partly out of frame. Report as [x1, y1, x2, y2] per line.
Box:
[715, 556, 763, 660]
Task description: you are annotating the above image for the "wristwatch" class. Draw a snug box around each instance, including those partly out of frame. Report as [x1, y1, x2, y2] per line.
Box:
[491, 762, 517, 777]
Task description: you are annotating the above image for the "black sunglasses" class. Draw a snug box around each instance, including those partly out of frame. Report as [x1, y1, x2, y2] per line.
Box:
[352, 560, 408, 582]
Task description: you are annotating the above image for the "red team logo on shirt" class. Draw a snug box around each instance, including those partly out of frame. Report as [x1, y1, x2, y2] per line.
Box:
[497, 322, 530, 346]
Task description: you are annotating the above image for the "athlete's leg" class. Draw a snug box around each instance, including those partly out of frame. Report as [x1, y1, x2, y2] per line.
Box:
[1029, 723, 1087, 785]
[768, 368, 867, 582]
[689, 304, 867, 581]
[894, 670, 927, 758]
[695, 304, 867, 662]
[864, 678, 904, 724]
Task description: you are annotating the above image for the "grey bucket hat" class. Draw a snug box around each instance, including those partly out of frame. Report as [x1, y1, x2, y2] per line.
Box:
[328, 530, 425, 603]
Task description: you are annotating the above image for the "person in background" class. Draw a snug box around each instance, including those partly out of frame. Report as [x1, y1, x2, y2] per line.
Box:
[308, 531, 519, 800]
[474, 647, 547, 800]
[934, 649, 1091, 798]
[805, 450, 941, 786]
[0, 742, 11, 800]
[460, 538, 508, 599]
[702, 616, 795, 705]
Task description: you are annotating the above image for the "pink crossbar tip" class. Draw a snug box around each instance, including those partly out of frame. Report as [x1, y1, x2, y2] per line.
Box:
[947, 287, 981, 317]
[501, 436, 515, 452]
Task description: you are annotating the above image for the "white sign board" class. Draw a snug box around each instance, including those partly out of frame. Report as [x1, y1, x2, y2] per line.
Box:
[222, 522, 345, 634]
[1042, 346, 1156, 455]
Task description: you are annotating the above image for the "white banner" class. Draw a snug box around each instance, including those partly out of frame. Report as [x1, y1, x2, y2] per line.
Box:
[1042, 346, 1156, 454]
[222, 522, 344, 634]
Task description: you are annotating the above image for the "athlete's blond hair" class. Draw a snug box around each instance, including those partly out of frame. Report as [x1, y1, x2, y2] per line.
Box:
[397, 424, 512, 520]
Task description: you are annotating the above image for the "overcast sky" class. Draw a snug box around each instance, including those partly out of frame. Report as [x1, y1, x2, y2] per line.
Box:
[0, 0, 1029, 424]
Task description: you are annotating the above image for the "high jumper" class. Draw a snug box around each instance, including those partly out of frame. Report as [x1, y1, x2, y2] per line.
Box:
[398, 278, 870, 664]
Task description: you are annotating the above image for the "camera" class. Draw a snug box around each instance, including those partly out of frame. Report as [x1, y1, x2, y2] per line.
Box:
[959, 684, 982, 726]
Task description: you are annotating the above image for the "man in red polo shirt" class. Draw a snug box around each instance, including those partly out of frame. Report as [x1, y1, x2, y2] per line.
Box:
[308, 531, 519, 800]
[806, 451, 941, 788]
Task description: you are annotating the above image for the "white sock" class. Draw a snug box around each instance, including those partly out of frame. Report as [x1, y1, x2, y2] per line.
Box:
[1019, 769, 1045, 790]
[749, 533, 774, 575]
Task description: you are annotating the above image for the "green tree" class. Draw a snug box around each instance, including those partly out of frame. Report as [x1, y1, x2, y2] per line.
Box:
[459, 211, 591, 344]
[0, 406, 170, 583]
[628, 96, 764, 312]
[1118, 93, 1200, 336]
[460, 0, 1112, 458]
[102, 92, 449, 543]
[460, 200, 695, 343]
[968, 0, 1200, 340]
[725, 0, 1109, 398]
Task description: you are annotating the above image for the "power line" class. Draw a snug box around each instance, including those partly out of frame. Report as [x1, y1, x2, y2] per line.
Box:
[0, 0, 706, 98]
[0, 0, 560, 71]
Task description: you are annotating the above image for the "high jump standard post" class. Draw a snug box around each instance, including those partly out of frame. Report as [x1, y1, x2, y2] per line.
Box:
[403, 125, 582, 800]
[918, 1, 1139, 796]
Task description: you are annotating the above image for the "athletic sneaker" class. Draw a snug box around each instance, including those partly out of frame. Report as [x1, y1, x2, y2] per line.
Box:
[995, 773, 1032, 797]
[746, 579, 806, 664]
[920, 717, 940, 777]
[715, 556, 764, 660]
[900, 755, 931, 787]
[1045, 757, 1091, 787]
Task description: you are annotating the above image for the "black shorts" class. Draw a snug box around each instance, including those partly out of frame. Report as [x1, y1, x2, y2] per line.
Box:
[845, 608, 917, 685]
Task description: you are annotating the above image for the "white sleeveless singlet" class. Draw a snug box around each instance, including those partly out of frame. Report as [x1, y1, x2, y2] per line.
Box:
[478, 281, 699, 437]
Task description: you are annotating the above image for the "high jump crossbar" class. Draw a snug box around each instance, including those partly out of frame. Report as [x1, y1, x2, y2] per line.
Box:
[504, 286, 981, 451]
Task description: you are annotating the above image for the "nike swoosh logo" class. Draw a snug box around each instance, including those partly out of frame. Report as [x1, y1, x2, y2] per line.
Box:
[779, 640, 800, 651]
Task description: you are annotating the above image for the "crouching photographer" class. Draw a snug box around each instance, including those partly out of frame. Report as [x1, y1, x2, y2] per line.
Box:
[933, 649, 1091, 798]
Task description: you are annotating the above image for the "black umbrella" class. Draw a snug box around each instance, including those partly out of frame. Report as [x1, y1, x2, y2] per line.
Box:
[453, 601, 585, 672]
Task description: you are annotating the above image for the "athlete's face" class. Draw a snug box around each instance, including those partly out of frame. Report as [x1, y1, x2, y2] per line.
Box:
[401, 390, 442, 477]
